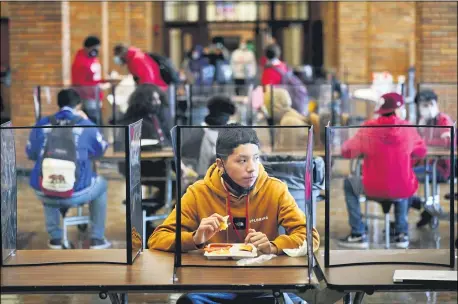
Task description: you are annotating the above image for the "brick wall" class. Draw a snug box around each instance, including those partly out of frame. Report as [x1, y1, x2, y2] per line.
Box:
[418, 1, 457, 83]
[320, 1, 338, 74]
[333, 1, 456, 87]
[368, 2, 416, 78]
[337, 2, 369, 83]
[8, 1, 63, 127]
[418, 2, 457, 119]
[69, 1, 102, 77]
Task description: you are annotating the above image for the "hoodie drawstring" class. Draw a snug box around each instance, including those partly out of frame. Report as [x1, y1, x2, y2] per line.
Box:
[225, 188, 250, 243]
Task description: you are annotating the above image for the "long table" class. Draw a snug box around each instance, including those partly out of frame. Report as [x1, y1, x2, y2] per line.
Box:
[1, 249, 315, 304]
[2, 249, 456, 304]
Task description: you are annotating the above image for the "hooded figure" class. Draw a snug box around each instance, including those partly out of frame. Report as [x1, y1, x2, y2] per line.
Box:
[181, 95, 236, 176]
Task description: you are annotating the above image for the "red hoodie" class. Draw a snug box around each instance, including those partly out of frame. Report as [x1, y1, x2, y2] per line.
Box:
[418, 112, 455, 180]
[261, 61, 288, 86]
[71, 49, 104, 101]
[341, 115, 427, 199]
[125, 47, 167, 91]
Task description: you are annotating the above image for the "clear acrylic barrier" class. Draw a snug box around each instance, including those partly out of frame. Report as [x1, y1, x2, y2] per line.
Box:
[324, 124, 455, 268]
[1, 122, 17, 264]
[33, 85, 102, 124]
[0, 122, 143, 265]
[168, 125, 315, 277]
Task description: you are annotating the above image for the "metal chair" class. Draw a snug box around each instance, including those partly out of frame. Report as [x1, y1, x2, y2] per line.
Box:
[60, 205, 90, 249]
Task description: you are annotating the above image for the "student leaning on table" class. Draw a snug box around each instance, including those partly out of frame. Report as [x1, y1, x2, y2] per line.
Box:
[149, 124, 319, 304]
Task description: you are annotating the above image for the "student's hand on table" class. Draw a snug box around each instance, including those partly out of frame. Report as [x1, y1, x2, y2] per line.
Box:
[245, 229, 278, 255]
[193, 213, 225, 246]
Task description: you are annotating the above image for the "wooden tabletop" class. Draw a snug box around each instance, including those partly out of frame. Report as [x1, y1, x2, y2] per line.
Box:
[315, 249, 457, 292]
[1, 249, 314, 293]
[103, 146, 175, 160]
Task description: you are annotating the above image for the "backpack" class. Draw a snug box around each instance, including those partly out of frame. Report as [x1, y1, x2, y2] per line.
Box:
[148, 53, 180, 85]
[269, 65, 309, 115]
[40, 115, 83, 198]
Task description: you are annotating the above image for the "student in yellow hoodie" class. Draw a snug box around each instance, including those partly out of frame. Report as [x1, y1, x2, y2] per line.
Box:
[149, 124, 320, 304]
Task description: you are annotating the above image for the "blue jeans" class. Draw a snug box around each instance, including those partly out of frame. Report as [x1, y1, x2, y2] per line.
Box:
[177, 292, 303, 304]
[35, 176, 108, 240]
[344, 177, 409, 235]
[414, 165, 448, 183]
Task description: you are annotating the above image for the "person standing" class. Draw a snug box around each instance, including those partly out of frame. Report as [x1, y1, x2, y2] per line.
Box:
[71, 36, 107, 124]
[231, 40, 257, 95]
[113, 44, 167, 91]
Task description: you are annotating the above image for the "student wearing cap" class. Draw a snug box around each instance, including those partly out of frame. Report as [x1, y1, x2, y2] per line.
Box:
[181, 95, 237, 177]
[339, 93, 427, 249]
[71, 36, 108, 124]
[410, 89, 455, 227]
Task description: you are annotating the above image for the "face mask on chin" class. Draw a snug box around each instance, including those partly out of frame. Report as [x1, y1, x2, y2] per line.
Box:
[395, 107, 407, 120]
[219, 161, 255, 197]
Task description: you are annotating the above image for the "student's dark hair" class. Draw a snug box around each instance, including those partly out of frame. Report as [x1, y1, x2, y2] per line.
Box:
[381, 111, 396, 117]
[265, 44, 281, 60]
[57, 88, 81, 109]
[114, 44, 128, 55]
[84, 36, 100, 48]
[216, 123, 260, 160]
[125, 84, 168, 118]
[415, 89, 438, 104]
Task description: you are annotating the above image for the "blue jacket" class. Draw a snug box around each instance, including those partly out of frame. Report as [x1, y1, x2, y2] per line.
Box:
[26, 107, 108, 192]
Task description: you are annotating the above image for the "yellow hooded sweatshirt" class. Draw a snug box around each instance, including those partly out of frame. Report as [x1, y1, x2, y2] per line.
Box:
[148, 163, 320, 252]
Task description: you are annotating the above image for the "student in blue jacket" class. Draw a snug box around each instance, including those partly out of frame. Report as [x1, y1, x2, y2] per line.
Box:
[26, 88, 111, 249]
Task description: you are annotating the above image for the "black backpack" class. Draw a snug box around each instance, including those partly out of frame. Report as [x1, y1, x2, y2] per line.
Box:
[40, 115, 83, 198]
[148, 53, 180, 85]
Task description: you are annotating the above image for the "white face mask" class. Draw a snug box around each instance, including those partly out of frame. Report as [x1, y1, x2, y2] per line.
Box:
[419, 107, 432, 120]
[113, 56, 123, 65]
[191, 52, 199, 60]
[395, 107, 407, 120]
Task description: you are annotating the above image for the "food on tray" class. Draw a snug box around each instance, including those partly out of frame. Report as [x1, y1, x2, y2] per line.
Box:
[239, 244, 253, 252]
[204, 244, 232, 253]
[207, 248, 231, 255]
[219, 215, 230, 230]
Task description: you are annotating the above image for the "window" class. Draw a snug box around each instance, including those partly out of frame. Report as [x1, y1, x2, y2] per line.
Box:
[206, 1, 258, 22]
[165, 1, 198, 22]
[275, 1, 308, 20]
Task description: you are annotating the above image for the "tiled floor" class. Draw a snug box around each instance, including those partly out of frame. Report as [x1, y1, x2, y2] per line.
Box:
[2, 162, 457, 303]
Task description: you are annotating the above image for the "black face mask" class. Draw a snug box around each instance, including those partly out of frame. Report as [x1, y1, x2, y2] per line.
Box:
[220, 162, 255, 197]
[88, 49, 99, 58]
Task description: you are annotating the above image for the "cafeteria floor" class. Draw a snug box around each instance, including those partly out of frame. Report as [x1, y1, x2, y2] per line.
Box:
[2, 166, 457, 304]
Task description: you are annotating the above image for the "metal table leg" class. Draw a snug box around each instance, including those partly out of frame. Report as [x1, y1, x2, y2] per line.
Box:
[353, 291, 365, 304]
[343, 293, 352, 304]
[107, 292, 128, 304]
[165, 159, 173, 213]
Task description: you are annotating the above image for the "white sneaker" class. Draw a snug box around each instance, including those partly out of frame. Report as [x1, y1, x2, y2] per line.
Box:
[90, 238, 111, 249]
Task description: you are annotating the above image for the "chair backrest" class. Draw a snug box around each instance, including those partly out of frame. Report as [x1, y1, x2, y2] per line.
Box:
[261, 155, 324, 234]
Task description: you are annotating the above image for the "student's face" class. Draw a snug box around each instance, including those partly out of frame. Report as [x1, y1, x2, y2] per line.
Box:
[218, 144, 260, 188]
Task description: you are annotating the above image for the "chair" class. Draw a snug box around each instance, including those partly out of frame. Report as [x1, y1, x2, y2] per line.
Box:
[261, 155, 325, 233]
[361, 196, 403, 249]
[60, 206, 90, 249]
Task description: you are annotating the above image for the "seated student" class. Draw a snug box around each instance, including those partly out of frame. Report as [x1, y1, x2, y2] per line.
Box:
[116, 84, 174, 202]
[263, 86, 320, 149]
[338, 93, 427, 249]
[181, 95, 236, 177]
[149, 124, 320, 304]
[26, 89, 110, 249]
[410, 89, 455, 227]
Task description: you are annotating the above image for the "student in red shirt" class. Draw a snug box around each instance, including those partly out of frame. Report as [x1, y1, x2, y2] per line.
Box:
[261, 44, 288, 86]
[71, 36, 106, 124]
[410, 89, 455, 227]
[113, 44, 167, 91]
[338, 93, 427, 249]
